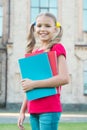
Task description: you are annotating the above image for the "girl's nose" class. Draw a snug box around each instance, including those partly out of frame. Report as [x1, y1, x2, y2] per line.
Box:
[40, 26, 46, 30]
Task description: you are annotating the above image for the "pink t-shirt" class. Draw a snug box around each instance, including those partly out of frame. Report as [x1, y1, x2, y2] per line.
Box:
[27, 43, 66, 113]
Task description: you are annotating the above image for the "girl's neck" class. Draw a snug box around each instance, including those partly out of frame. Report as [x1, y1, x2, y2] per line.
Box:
[39, 42, 49, 49]
[33, 41, 50, 51]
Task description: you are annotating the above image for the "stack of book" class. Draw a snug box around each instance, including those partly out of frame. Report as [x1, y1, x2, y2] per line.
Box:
[18, 51, 58, 101]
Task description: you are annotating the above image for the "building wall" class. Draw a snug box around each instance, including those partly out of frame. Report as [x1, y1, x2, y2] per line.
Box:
[7, 0, 28, 103]
[1, 0, 87, 108]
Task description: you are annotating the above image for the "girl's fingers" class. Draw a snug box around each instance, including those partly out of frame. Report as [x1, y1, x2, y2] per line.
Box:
[21, 79, 26, 82]
[18, 121, 24, 130]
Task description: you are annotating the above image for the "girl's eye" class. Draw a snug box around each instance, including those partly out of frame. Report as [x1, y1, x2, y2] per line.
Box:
[36, 24, 51, 28]
[37, 24, 42, 27]
[45, 25, 51, 27]
[44, 24, 51, 27]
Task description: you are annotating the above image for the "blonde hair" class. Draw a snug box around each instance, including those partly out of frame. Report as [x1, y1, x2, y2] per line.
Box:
[26, 12, 63, 53]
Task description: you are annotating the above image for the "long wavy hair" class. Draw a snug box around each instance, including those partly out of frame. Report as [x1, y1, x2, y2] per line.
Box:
[26, 12, 63, 53]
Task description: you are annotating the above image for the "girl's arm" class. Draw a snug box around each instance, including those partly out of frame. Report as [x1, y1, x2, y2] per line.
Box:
[21, 55, 69, 92]
[36, 55, 69, 87]
[19, 96, 27, 113]
[18, 96, 27, 129]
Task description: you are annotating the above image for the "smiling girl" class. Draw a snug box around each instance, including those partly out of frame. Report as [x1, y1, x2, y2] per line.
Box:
[18, 12, 69, 130]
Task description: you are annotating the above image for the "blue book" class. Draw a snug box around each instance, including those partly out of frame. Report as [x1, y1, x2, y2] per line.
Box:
[18, 52, 57, 100]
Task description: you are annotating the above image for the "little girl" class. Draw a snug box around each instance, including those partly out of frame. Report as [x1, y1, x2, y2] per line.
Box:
[18, 12, 69, 130]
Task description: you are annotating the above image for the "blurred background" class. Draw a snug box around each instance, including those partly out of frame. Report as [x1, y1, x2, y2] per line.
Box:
[0, 0, 87, 112]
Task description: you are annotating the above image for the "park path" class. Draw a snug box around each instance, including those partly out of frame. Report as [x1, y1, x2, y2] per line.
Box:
[0, 112, 87, 124]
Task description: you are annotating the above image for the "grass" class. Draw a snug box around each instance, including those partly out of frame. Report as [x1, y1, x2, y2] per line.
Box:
[0, 123, 87, 130]
[59, 122, 87, 130]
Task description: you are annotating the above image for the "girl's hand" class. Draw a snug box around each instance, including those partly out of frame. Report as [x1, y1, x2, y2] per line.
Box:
[18, 113, 25, 130]
[21, 79, 35, 92]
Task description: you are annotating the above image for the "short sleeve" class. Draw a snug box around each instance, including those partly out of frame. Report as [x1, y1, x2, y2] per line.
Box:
[51, 43, 66, 58]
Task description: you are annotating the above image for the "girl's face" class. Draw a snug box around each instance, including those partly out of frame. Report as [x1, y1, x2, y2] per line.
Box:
[35, 15, 57, 44]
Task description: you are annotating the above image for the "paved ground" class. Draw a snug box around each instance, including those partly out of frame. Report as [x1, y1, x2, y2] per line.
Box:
[0, 108, 87, 124]
[0, 113, 87, 124]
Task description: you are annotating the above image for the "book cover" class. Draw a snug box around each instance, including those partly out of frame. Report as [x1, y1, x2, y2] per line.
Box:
[18, 52, 57, 100]
[25, 51, 58, 76]
[26, 51, 60, 94]
[48, 51, 58, 76]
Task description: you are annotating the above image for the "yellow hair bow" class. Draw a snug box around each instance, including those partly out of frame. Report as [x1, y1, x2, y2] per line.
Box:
[56, 22, 61, 28]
